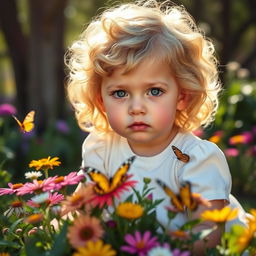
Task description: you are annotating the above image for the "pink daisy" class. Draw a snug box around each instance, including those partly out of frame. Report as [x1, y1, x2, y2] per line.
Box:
[27, 192, 64, 207]
[16, 176, 57, 196]
[91, 176, 137, 208]
[121, 231, 159, 256]
[49, 172, 84, 191]
[0, 183, 24, 195]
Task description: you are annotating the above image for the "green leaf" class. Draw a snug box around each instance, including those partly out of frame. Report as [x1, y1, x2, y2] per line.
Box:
[47, 222, 71, 256]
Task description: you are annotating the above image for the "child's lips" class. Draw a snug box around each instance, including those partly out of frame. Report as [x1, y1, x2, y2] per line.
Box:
[128, 122, 150, 131]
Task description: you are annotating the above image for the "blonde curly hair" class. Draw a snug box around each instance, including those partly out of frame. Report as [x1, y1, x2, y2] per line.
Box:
[66, 0, 221, 133]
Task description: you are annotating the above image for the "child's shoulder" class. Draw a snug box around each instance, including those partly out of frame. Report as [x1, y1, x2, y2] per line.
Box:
[175, 132, 226, 161]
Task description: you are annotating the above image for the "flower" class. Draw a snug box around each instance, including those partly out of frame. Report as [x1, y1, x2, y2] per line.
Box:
[68, 215, 104, 249]
[55, 120, 70, 134]
[201, 206, 238, 223]
[121, 231, 159, 256]
[116, 202, 144, 219]
[208, 131, 223, 144]
[4, 200, 24, 217]
[172, 249, 190, 256]
[0, 253, 11, 256]
[29, 156, 61, 171]
[236, 224, 256, 253]
[25, 213, 44, 224]
[25, 171, 42, 180]
[224, 148, 239, 157]
[27, 192, 64, 207]
[0, 103, 17, 116]
[0, 183, 24, 195]
[49, 172, 84, 190]
[16, 176, 56, 195]
[91, 175, 137, 208]
[61, 184, 95, 216]
[229, 132, 253, 145]
[148, 246, 173, 256]
[72, 240, 116, 256]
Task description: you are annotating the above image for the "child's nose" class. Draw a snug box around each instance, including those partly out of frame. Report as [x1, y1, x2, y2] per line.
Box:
[128, 97, 146, 115]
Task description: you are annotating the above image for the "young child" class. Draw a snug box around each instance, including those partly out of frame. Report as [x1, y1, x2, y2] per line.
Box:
[66, 0, 247, 253]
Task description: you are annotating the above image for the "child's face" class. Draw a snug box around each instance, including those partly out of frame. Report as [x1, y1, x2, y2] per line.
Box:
[100, 59, 187, 156]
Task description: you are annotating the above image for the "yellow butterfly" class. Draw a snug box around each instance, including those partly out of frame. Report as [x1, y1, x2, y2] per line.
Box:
[13, 111, 35, 133]
[83, 156, 136, 195]
[156, 179, 198, 212]
[172, 145, 190, 163]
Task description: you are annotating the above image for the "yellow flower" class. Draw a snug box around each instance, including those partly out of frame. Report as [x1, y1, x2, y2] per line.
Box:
[73, 240, 116, 256]
[0, 253, 10, 256]
[116, 202, 144, 219]
[29, 156, 61, 171]
[236, 222, 256, 253]
[201, 206, 238, 223]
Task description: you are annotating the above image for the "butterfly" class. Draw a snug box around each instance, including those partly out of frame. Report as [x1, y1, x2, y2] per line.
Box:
[83, 156, 136, 195]
[172, 145, 190, 163]
[13, 111, 35, 133]
[156, 179, 198, 212]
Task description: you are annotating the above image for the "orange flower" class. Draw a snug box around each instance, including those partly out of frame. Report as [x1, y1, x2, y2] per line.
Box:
[68, 215, 104, 249]
[25, 213, 44, 224]
[61, 184, 95, 216]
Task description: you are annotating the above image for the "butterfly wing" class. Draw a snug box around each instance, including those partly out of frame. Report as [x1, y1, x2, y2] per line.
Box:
[85, 167, 111, 194]
[13, 111, 35, 133]
[172, 146, 190, 163]
[180, 181, 198, 211]
[156, 179, 184, 211]
[22, 111, 35, 132]
[109, 156, 136, 192]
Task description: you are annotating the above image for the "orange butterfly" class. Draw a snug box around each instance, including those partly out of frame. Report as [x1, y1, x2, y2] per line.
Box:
[156, 179, 198, 212]
[172, 145, 190, 163]
[83, 156, 136, 195]
[13, 111, 35, 133]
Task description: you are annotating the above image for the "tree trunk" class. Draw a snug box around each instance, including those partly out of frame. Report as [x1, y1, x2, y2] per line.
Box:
[0, 0, 28, 116]
[28, 0, 67, 133]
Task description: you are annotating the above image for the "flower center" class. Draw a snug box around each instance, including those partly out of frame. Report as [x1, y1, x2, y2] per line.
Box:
[80, 226, 94, 241]
[71, 194, 83, 204]
[11, 200, 23, 208]
[12, 183, 23, 189]
[136, 241, 145, 249]
[54, 176, 64, 183]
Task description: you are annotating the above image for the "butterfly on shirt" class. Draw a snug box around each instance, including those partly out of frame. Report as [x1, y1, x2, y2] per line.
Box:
[172, 145, 190, 163]
[82, 156, 136, 195]
[156, 179, 198, 212]
[13, 110, 35, 133]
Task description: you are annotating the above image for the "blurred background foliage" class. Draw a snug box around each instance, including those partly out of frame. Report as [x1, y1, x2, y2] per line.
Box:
[0, 0, 255, 209]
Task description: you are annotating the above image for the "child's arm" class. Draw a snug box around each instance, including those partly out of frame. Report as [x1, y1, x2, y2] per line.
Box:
[191, 199, 226, 255]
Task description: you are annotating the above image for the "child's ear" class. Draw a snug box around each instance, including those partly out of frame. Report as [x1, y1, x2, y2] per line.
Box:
[177, 91, 189, 111]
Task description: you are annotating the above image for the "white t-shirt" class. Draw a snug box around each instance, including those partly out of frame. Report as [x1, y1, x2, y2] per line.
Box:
[81, 130, 247, 230]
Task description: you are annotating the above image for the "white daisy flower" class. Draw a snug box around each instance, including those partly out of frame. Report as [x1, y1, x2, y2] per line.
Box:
[148, 246, 173, 256]
[25, 171, 42, 180]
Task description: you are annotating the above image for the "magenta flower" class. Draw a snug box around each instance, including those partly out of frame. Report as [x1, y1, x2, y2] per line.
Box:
[16, 176, 57, 195]
[172, 249, 190, 256]
[49, 172, 84, 191]
[0, 183, 24, 196]
[0, 103, 17, 116]
[121, 231, 159, 256]
[224, 148, 239, 157]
